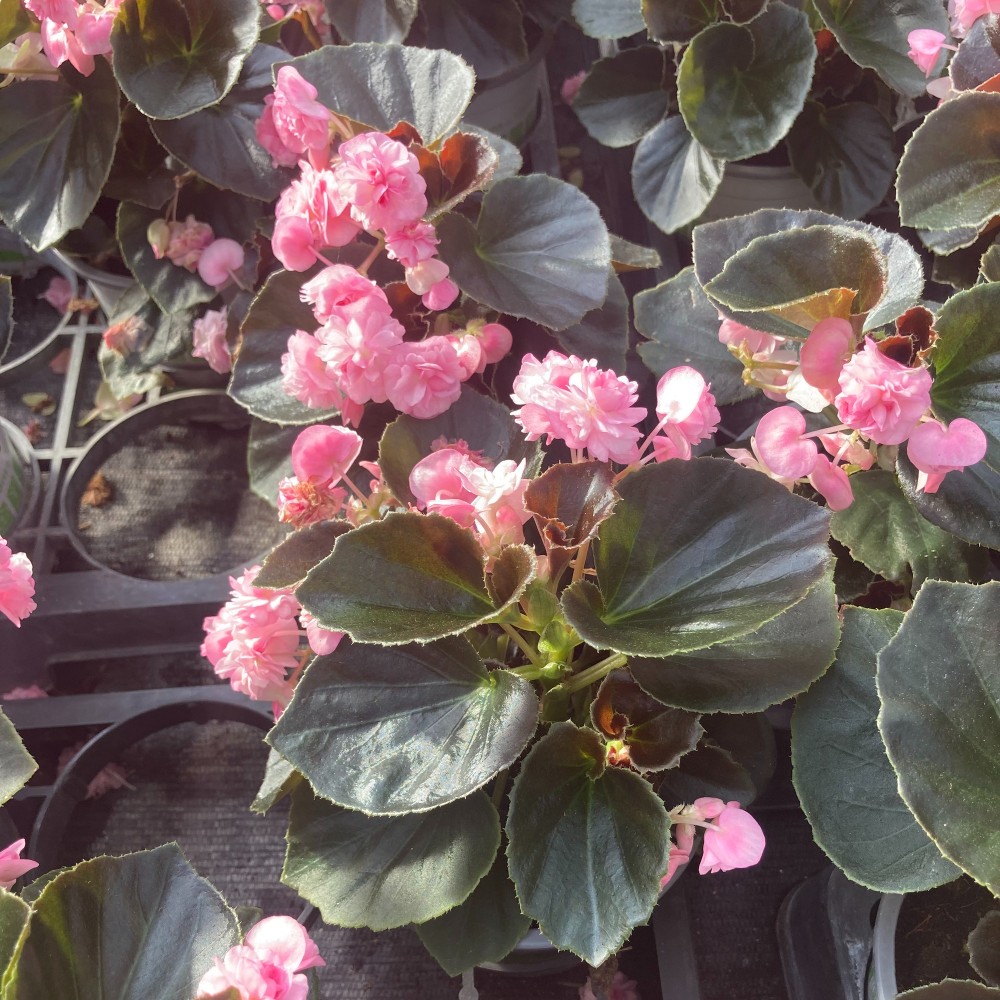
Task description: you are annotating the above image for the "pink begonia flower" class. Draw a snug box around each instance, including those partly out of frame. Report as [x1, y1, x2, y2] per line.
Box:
[650, 366, 720, 461]
[561, 70, 586, 106]
[291, 423, 362, 486]
[1, 685, 48, 699]
[512, 352, 647, 464]
[156, 215, 215, 271]
[807, 455, 854, 511]
[0, 536, 36, 627]
[784, 369, 831, 414]
[799, 317, 853, 397]
[479, 322, 513, 367]
[383, 335, 466, 419]
[300, 265, 392, 326]
[102, 316, 143, 356]
[0, 840, 37, 891]
[422, 277, 459, 312]
[196, 916, 324, 1000]
[449, 333, 484, 379]
[907, 417, 988, 493]
[405, 258, 450, 296]
[335, 132, 428, 233]
[579, 971, 640, 1000]
[40, 275, 73, 312]
[410, 448, 480, 528]
[950, 0, 1000, 33]
[718, 316, 780, 356]
[661, 822, 694, 889]
[818, 432, 874, 470]
[927, 74, 956, 102]
[24, 0, 79, 23]
[201, 567, 303, 705]
[299, 608, 344, 656]
[835, 338, 932, 445]
[57, 743, 133, 799]
[197, 239, 245, 288]
[192, 307, 232, 375]
[700, 801, 766, 875]
[281, 330, 348, 411]
[277, 477, 346, 528]
[752, 407, 819, 481]
[907, 29, 954, 76]
[315, 310, 406, 405]
[40, 18, 94, 75]
[256, 65, 332, 169]
[385, 220, 439, 268]
[75, 2, 119, 56]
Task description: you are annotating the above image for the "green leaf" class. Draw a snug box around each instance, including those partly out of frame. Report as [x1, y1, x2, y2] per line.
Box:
[561, 459, 832, 658]
[692, 208, 924, 334]
[878, 581, 1000, 894]
[574, 46, 669, 149]
[524, 460, 618, 554]
[553, 270, 629, 372]
[414, 851, 531, 977]
[4, 845, 239, 1000]
[642, 0, 766, 43]
[117, 202, 215, 314]
[677, 3, 815, 162]
[283, 785, 499, 929]
[831, 470, 990, 590]
[785, 102, 896, 219]
[253, 521, 346, 589]
[703, 225, 886, 338]
[250, 747, 301, 814]
[111, 0, 260, 120]
[0, 62, 120, 250]
[418, 0, 527, 79]
[378, 387, 541, 507]
[231, 267, 340, 425]
[630, 576, 840, 714]
[0, 0, 32, 46]
[898, 93, 1000, 232]
[657, 738, 756, 806]
[437, 175, 611, 331]
[288, 43, 474, 145]
[970, 911, 1000, 987]
[572, 0, 645, 38]
[0, 891, 29, 982]
[505, 723, 670, 966]
[897, 984, 1000, 999]
[0, 708, 36, 806]
[270, 636, 538, 814]
[812, 0, 950, 99]
[631, 116, 725, 235]
[324, 0, 418, 42]
[0, 276, 11, 363]
[610, 234, 661, 272]
[634, 266, 751, 406]
[792, 606, 961, 893]
[151, 45, 292, 201]
[246, 419, 297, 505]
[297, 512, 530, 643]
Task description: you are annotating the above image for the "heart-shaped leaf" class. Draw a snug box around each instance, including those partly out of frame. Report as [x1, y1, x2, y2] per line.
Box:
[631, 116, 725, 235]
[572, 0, 645, 38]
[269, 636, 539, 813]
[656, 738, 756, 807]
[4, 845, 238, 1000]
[505, 723, 670, 966]
[418, 0, 527, 79]
[324, 0, 418, 42]
[283, 785, 499, 929]
[287, 43, 474, 145]
[297, 511, 530, 643]
[378, 387, 541, 507]
[634, 266, 751, 406]
[878, 581, 1000, 894]
[250, 747, 301, 814]
[792, 606, 961, 893]
[642, 0, 766, 43]
[830, 470, 989, 590]
[111, 0, 261, 119]
[0, 62, 120, 250]
[574, 46, 669, 149]
[785, 101, 896, 219]
[630, 576, 840, 714]
[0, 708, 35, 806]
[561, 459, 832, 658]
[151, 44, 292, 201]
[677, 3, 815, 162]
[812, 0, 950, 99]
[253, 521, 347, 589]
[414, 850, 531, 977]
[437, 175, 611, 330]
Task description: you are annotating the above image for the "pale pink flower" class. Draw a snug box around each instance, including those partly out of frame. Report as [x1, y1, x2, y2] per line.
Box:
[650, 366, 720, 462]
[201, 568, 303, 705]
[291, 424, 362, 487]
[799, 317, 853, 398]
[300, 608, 344, 656]
[818, 432, 874, 470]
[405, 258, 449, 296]
[835, 338, 932, 445]
[271, 216, 320, 272]
[907, 417, 988, 493]
[277, 477, 346, 528]
[409, 448, 480, 529]
[807, 455, 854, 511]
[40, 18, 93, 75]
[256, 65, 332, 169]
[662, 821, 694, 888]
[718, 316, 780, 356]
[0, 32, 54, 81]
[462, 458, 530, 518]
[561, 70, 586, 105]
[40, 276, 73, 312]
[383, 335, 466, 419]
[281, 330, 348, 411]
[335, 132, 428, 233]
[0, 536, 36, 627]
[102, 316, 143, 356]
[699, 801, 766, 875]
[511, 352, 647, 464]
[422, 277, 459, 312]
[907, 29, 954, 76]
[385, 220, 439, 268]
[75, 3, 117, 56]
[784, 369, 831, 413]
[950, 0, 1000, 33]
[315, 311, 406, 405]
[579, 971, 640, 1000]
[449, 333, 484, 379]
[300, 265, 392, 325]
[158, 215, 215, 271]
[0, 839, 37, 891]
[24, 0, 78, 23]
[197, 239, 245, 288]
[192, 307, 231, 374]
[1, 685, 47, 699]
[927, 74, 956, 102]
[752, 406, 819, 481]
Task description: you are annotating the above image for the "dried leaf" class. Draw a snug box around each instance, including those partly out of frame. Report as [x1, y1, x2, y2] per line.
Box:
[81, 471, 113, 508]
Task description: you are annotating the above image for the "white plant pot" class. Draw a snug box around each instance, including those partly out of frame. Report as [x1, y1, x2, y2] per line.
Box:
[700, 163, 820, 224]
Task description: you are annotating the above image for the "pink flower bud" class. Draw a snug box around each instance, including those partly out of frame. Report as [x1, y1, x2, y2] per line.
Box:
[291, 423, 363, 487]
[799, 317, 853, 397]
[808, 454, 854, 510]
[422, 277, 460, 312]
[908, 417, 987, 493]
[197, 239, 245, 288]
[479, 322, 513, 366]
[450, 334, 484, 379]
[907, 28, 953, 76]
[699, 802, 766, 875]
[147, 219, 172, 259]
[0, 839, 37, 890]
[405, 258, 449, 296]
[753, 406, 819, 480]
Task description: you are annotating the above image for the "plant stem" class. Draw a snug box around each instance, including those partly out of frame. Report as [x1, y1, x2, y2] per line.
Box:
[551, 651, 627, 696]
[358, 237, 385, 276]
[0, 67, 60, 76]
[490, 769, 509, 810]
[501, 624, 545, 669]
[571, 538, 590, 585]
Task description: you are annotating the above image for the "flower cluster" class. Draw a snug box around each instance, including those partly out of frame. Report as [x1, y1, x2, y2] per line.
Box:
[18, 0, 119, 77]
[196, 915, 325, 1000]
[0, 535, 36, 628]
[146, 215, 246, 290]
